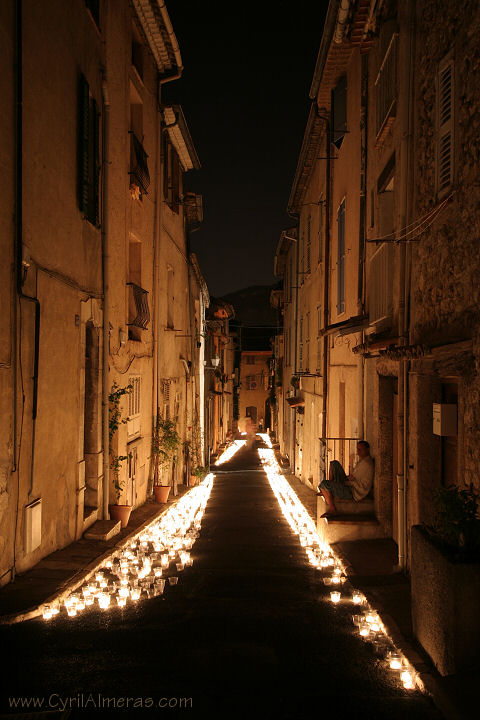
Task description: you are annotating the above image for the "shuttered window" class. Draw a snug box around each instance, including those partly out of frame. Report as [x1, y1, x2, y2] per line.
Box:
[331, 75, 347, 148]
[78, 74, 100, 226]
[306, 215, 311, 274]
[337, 200, 346, 314]
[299, 317, 304, 371]
[127, 376, 141, 438]
[436, 55, 454, 197]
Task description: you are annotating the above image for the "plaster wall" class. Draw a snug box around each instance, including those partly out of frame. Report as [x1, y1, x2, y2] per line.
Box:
[0, 0, 16, 583]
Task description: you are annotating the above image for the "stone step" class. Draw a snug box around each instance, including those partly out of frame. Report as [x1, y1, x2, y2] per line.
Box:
[83, 505, 98, 532]
[83, 519, 121, 541]
[317, 514, 384, 545]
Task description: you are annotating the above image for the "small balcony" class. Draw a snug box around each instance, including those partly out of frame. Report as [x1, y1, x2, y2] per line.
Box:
[127, 282, 150, 330]
[129, 132, 150, 196]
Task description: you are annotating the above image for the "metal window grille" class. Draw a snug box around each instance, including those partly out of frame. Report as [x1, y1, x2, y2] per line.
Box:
[127, 282, 150, 329]
[319, 437, 360, 485]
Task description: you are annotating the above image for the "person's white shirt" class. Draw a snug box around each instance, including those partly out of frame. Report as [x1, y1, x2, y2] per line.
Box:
[348, 456, 374, 501]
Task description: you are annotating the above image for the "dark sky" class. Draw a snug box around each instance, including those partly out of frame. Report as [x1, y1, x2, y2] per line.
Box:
[164, 0, 328, 297]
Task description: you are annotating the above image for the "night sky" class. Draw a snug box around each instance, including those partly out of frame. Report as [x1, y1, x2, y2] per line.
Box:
[164, 0, 328, 297]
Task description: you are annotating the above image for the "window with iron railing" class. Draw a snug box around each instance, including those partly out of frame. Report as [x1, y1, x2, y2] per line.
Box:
[129, 131, 150, 196]
[375, 33, 398, 144]
[127, 282, 150, 331]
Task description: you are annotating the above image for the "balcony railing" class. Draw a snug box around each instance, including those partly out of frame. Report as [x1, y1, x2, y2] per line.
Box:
[129, 132, 150, 195]
[319, 437, 359, 485]
[127, 282, 150, 330]
[367, 243, 393, 326]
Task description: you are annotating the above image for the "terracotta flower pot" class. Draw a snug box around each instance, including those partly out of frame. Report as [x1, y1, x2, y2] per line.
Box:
[109, 504, 132, 529]
[153, 485, 171, 503]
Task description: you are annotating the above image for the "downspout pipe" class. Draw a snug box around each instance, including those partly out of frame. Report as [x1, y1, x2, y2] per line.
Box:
[396, 0, 414, 570]
[101, 77, 110, 521]
[15, 0, 40, 502]
[287, 210, 299, 472]
[315, 111, 331, 461]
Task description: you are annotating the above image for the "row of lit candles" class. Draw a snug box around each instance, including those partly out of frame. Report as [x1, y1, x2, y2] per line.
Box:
[257, 443, 417, 692]
[42, 475, 214, 621]
[214, 439, 247, 466]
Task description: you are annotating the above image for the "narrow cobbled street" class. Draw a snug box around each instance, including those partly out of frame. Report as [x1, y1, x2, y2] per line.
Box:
[1, 438, 441, 719]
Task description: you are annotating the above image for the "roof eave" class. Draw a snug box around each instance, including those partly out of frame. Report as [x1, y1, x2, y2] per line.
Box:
[132, 0, 183, 78]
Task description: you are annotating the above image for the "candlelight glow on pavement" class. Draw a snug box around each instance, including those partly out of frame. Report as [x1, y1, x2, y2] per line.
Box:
[257, 440, 421, 693]
[41, 474, 214, 622]
[214, 439, 246, 465]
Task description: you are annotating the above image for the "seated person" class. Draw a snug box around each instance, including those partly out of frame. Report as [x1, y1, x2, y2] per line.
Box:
[319, 440, 374, 517]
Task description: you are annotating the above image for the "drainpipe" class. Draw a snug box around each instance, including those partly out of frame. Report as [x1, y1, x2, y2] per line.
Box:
[101, 77, 110, 521]
[15, 0, 40, 505]
[396, 0, 414, 570]
[357, 54, 369, 440]
[315, 111, 331, 462]
[287, 211, 299, 473]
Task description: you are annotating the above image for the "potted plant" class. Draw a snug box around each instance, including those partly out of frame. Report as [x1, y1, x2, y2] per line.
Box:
[108, 381, 132, 528]
[189, 414, 206, 486]
[191, 465, 208, 486]
[411, 484, 480, 676]
[151, 415, 181, 502]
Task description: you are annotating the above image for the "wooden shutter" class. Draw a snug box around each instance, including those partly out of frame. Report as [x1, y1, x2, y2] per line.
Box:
[437, 56, 454, 196]
[331, 76, 347, 148]
[306, 215, 311, 274]
[337, 200, 346, 314]
[79, 74, 90, 216]
[172, 149, 180, 213]
[92, 97, 100, 226]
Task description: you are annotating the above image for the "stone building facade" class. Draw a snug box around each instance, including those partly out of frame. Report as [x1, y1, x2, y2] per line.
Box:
[0, 0, 214, 586]
[274, 0, 480, 673]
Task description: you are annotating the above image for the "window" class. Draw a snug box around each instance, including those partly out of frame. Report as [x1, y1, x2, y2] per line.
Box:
[163, 137, 181, 213]
[246, 356, 255, 365]
[78, 74, 100, 226]
[299, 317, 304, 371]
[127, 376, 141, 437]
[306, 215, 311, 274]
[166, 266, 174, 329]
[85, 0, 100, 29]
[127, 238, 149, 340]
[129, 84, 149, 198]
[131, 24, 144, 80]
[318, 200, 323, 263]
[316, 337, 322, 372]
[337, 200, 346, 314]
[375, 33, 397, 142]
[162, 379, 171, 420]
[246, 375, 257, 390]
[331, 75, 347, 149]
[436, 53, 454, 197]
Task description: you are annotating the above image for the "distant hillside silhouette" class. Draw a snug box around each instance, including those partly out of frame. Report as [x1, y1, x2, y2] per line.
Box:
[221, 284, 280, 352]
[221, 285, 278, 327]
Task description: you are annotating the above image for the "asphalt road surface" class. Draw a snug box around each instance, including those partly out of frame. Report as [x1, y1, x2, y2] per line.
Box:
[0, 439, 442, 719]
